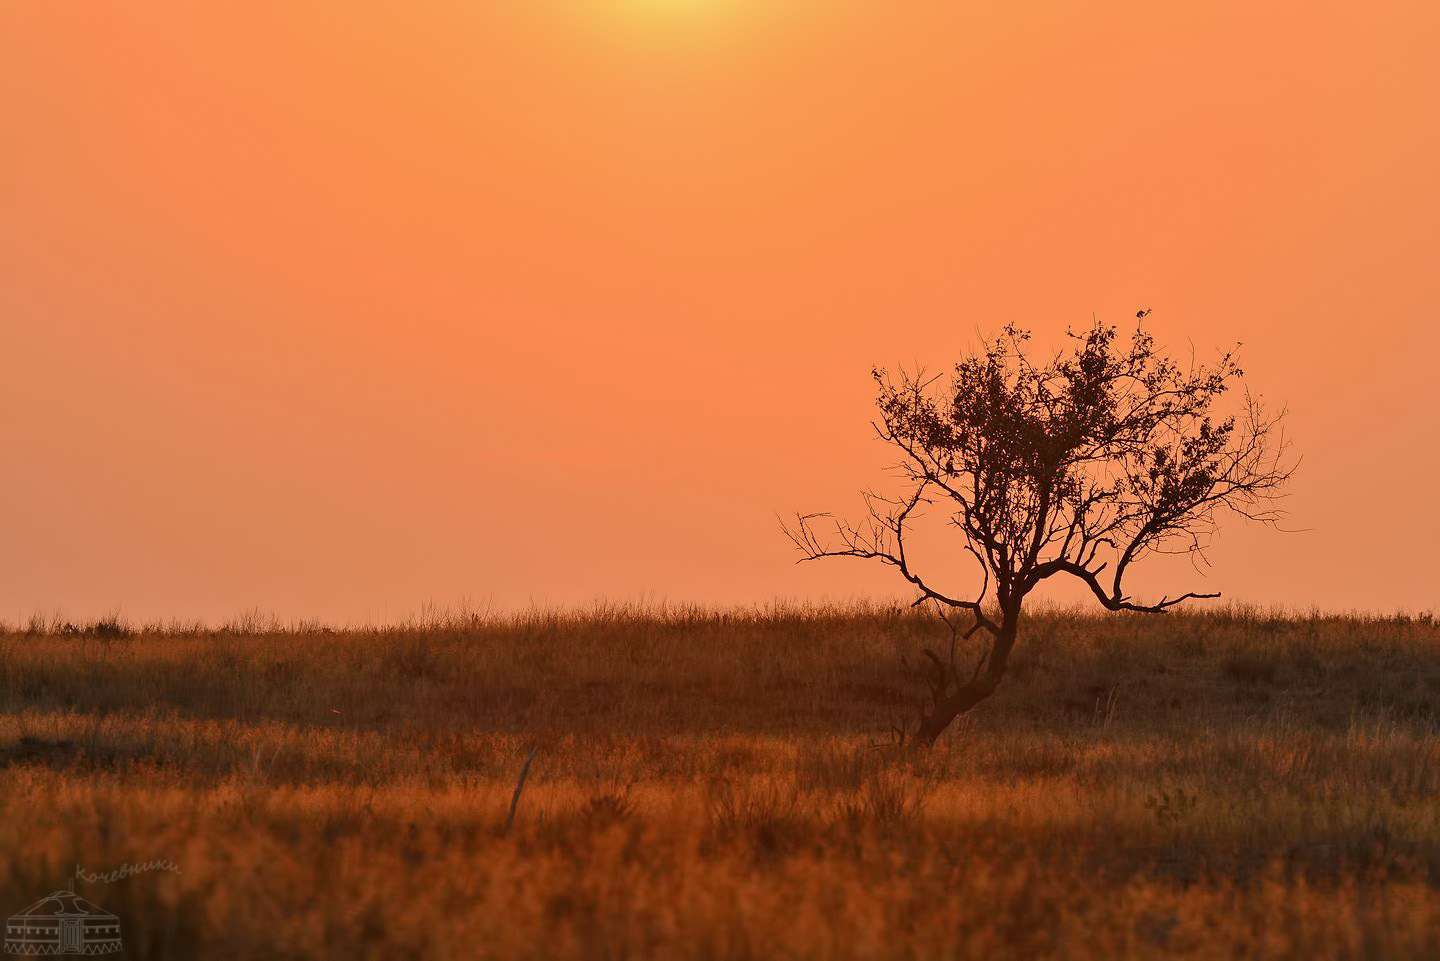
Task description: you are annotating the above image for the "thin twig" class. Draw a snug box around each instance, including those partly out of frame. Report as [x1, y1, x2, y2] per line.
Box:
[505, 748, 539, 834]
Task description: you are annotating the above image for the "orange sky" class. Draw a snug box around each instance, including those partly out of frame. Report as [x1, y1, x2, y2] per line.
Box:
[3, 1, 1437, 623]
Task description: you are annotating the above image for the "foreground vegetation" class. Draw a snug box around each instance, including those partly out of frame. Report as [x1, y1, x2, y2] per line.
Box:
[0, 604, 1437, 959]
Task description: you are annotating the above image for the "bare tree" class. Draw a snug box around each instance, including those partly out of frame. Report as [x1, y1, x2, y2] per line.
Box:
[785, 318, 1294, 746]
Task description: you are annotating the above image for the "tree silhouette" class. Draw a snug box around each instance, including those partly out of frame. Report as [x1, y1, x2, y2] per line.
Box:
[785, 318, 1293, 745]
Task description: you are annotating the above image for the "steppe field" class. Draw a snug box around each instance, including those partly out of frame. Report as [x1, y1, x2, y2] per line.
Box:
[1, 605, 1437, 960]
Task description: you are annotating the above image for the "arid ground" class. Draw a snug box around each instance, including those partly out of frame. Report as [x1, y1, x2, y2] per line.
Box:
[1, 605, 1437, 959]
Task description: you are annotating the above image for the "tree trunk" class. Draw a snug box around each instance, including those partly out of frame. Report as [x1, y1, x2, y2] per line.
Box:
[914, 614, 1019, 747]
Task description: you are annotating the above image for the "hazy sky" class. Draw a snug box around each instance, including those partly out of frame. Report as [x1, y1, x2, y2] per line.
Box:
[3, 2, 1437, 623]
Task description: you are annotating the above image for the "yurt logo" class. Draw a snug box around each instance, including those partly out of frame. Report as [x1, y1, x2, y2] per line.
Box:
[3, 880, 121, 956]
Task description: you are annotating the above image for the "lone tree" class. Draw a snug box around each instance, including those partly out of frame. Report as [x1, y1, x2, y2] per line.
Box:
[785, 318, 1293, 746]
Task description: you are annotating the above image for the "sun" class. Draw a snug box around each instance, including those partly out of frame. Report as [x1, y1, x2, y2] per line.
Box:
[620, 0, 725, 19]
[589, 0, 757, 51]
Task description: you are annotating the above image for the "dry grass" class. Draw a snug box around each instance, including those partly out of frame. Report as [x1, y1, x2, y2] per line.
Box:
[0, 603, 1437, 959]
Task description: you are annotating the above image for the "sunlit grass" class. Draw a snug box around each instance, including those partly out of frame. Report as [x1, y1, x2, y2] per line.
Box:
[0, 605, 1436, 958]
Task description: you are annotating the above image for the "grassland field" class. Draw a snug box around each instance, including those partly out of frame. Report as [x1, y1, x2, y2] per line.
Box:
[0, 603, 1437, 959]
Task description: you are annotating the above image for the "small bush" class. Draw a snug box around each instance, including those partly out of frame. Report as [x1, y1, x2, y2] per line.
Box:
[833, 769, 927, 833]
[578, 792, 634, 828]
[57, 617, 131, 640]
